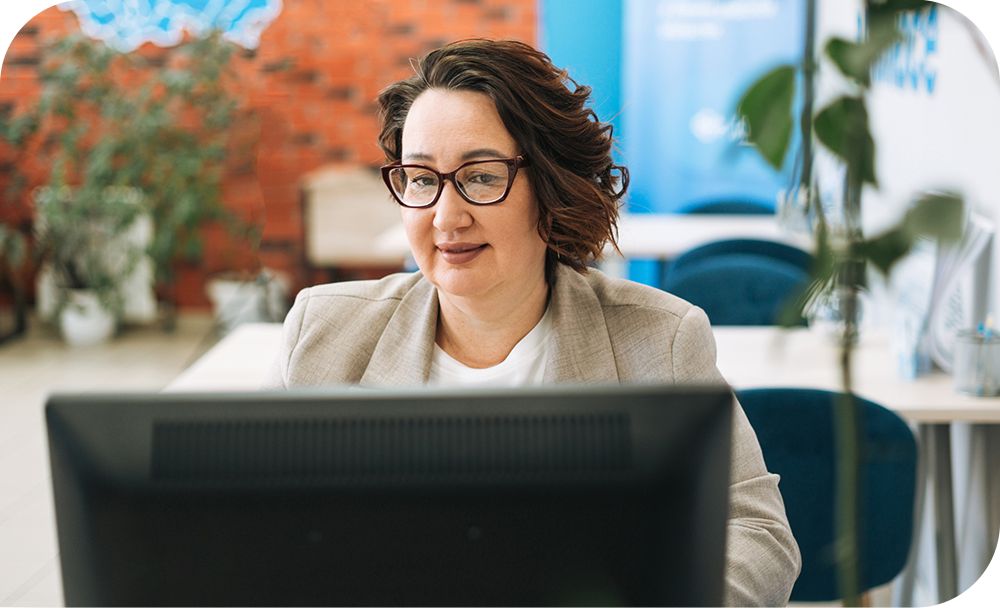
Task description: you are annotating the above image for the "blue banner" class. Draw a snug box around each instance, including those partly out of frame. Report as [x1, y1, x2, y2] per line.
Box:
[621, 0, 805, 286]
[622, 0, 805, 215]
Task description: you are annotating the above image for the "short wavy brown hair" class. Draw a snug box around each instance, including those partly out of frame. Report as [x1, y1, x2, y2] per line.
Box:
[376, 39, 628, 281]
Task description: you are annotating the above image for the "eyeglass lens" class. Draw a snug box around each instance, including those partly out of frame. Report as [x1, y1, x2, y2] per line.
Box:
[388, 161, 511, 206]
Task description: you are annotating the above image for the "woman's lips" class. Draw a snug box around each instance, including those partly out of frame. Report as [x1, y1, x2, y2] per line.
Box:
[438, 243, 488, 264]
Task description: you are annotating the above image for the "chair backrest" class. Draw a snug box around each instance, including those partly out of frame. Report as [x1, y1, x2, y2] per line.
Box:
[677, 199, 775, 215]
[735, 388, 918, 602]
[662, 254, 809, 325]
[668, 238, 813, 275]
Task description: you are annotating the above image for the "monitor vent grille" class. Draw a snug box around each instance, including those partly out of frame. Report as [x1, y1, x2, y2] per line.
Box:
[152, 414, 632, 482]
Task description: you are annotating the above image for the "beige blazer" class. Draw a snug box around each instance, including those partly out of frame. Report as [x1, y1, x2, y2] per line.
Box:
[265, 264, 801, 606]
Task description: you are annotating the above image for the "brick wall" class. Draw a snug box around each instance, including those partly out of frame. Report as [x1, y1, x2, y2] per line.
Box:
[0, 0, 536, 309]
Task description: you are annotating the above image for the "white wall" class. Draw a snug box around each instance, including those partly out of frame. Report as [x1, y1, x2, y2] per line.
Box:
[864, 5, 1000, 319]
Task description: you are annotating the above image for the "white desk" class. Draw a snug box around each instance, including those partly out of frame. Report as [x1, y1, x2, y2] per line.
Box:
[171, 323, 1000, 423]
[171, 322, 998, 603]
[611, 213, 810, 259]
[714, 327, 1000, 423]
[166, 323, 283, 392]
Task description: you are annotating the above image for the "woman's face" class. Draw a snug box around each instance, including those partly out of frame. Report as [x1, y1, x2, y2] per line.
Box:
[399, 88, 548, 306]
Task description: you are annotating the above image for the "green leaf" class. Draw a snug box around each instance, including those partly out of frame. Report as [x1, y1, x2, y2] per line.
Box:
[814, 96, 878, 186]
[853, 228, 911, 276]
[867, 0, 931, 18]
[900, 191, 964, 242]
[825, 28, 902, 87]
[736, 65, 796, 170]
[854, 192, 964, 277]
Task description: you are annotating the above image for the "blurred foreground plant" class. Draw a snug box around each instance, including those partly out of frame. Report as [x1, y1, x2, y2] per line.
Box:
[736, 0, 964, 603]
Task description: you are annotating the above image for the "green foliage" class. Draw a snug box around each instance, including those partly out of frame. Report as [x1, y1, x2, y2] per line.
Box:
[854, 192, 964, 276]
[17, 31, 251, 291]
[0, 112, 32, 285]
[735, 0, 965, 326]
[814, 96, 878, 187]
[736, 4, 962, 604]
[33, 185, 145, 316]
[0, 224, 26, 270]
[736, 65, 796, 169]
[825, 28, 901, 87]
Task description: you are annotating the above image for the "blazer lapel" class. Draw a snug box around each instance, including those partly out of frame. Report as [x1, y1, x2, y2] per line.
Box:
[359, 276, 438, 387]
[358, 266, 620, 387]
[543, 265, 620, 384]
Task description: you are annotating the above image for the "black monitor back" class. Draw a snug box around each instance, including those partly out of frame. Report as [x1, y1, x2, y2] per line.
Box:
[46, 384, 732, 606]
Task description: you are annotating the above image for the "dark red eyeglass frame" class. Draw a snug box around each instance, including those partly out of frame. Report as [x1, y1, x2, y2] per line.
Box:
[380, 156, 530, 208]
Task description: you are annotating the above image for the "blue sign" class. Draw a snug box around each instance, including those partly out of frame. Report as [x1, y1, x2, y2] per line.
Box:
[622, 0, 804, 214]
[621, 0, 805, 285]
[873, 5, 940, 94]
[61, 0, 283, 52]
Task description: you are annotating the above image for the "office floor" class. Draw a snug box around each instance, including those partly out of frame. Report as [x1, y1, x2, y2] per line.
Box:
[0, 314, 217, 606]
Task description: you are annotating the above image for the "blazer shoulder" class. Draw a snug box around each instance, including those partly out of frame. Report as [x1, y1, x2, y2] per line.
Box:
[293, 272, 423, 337]
[569, 267, 716, 384]
[305, 271, 422, 303]
[582, 268, 694, 320]
[272, 272, 428, 387]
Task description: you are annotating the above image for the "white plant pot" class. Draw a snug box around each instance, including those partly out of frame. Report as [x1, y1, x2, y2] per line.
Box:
[59, 290, 115, 347]
[206, 270, 290, 335]
[35, 211, 157, 324]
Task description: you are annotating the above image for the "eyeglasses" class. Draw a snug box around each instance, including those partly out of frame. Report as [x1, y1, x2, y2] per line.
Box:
[381, 156, 530, 208]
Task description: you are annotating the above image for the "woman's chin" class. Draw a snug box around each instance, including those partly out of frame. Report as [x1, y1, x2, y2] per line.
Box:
[427, 269, 494, 300]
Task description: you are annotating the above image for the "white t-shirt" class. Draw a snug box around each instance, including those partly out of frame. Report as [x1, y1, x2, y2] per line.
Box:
[428, 306, 552, 386]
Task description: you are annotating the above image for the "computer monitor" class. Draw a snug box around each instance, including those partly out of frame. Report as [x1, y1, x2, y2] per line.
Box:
[46, 384, 733, 606]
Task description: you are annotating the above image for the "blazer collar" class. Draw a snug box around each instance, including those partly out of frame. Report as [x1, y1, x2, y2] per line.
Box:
[359, 265, 621, 386]
[359, 275, 438, 387]
[543, 264, 620, 384]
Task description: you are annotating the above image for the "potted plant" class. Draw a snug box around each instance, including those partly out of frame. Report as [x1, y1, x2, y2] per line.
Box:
[736, 0, 964, 602]
[206, 268, 291, 336]
[33, 185, 145, 346]
[8, 31, 256, 329]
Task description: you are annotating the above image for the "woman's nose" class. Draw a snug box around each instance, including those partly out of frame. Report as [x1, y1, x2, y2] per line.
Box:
[432, 181, 474, 233]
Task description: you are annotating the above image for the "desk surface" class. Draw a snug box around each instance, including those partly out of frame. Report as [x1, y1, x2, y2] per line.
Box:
[714, 327, 1000, 423]
[168, 323, 1000, 424]
[611, 213, 810, 258]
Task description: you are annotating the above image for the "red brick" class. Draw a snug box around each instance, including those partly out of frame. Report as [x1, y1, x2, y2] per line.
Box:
[0, 0, 536, 308]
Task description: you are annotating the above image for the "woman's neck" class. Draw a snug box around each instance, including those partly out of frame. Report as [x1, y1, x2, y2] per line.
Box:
[435, 279, 550, 369]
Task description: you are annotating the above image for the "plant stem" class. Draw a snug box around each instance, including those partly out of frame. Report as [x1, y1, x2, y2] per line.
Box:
[800, 0, 818, 190]
[837, 287, 862, 606]
[836, 155, 865, 605]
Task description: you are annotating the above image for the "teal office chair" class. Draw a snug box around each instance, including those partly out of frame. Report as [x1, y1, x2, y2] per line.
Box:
[631, 198, 774, 292]
[735, 388, 918, 602]
[667, 238, 813, 276]
[662, 252, 810, 325]
[676, 198, 774, 215]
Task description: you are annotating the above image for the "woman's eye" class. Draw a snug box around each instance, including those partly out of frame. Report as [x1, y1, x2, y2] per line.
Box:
[406, 171, 438, 188]
[467, 172, 500, 184]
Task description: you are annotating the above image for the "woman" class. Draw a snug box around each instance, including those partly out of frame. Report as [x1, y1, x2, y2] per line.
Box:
[266, 39, 800, 605]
